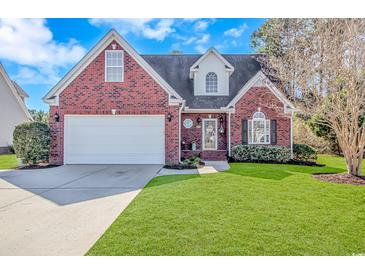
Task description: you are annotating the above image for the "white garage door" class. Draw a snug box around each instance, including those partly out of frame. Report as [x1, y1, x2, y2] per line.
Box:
[64, 115, 165, 164]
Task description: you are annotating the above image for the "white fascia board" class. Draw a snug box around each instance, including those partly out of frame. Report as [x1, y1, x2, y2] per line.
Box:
[169, 97, 184, 106]
[0, 63, 32, 120]
[227, 70, 297, 112]
[183, 107, 230, 113]
[43, 29, 183, 105]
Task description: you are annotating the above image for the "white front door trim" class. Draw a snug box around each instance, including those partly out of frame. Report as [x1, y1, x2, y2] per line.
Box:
[202, 118, 218, 151]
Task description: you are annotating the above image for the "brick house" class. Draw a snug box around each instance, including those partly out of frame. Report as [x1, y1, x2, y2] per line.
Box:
[43, 29, 296, 165]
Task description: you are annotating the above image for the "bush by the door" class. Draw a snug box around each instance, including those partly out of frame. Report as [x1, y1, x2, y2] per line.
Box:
[293, 144, 317, 162]
[13, 122, 51, 165]
[231, 145, 291, 163]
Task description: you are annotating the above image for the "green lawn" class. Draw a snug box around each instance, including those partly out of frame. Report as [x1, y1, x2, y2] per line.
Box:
[87, 155, 365, 256]
[0, 154, 18, 169]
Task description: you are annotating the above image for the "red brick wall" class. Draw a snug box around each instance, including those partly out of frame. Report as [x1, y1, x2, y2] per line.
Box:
[230, 87, 291, 148]
[181, 113, 227, 161]
[49, 40, 179, 164]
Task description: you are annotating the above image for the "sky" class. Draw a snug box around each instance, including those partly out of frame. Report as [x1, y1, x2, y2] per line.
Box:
[0, 18, 266, 110]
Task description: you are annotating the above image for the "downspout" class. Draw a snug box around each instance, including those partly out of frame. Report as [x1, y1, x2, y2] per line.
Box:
[178, 102, 184, 163]
[228, 111, 232, 157]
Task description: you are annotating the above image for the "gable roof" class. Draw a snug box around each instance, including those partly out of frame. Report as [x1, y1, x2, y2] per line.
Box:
[227, 70, 296, 110]
[142, 54, 262, 109]
[0, 63, 32, 119]
[12, 80, 29, 99]
[189, 47, 234, 78]
[43, 29, 183, 104]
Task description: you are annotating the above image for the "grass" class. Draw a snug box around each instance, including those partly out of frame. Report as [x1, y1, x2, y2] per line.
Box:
[87, 155, 365, 256]
[0, 154, 18, 169]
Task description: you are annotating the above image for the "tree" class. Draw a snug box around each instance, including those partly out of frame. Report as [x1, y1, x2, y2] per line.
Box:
[29, 109, 49, 124]
[307, 114, 342, 155]
[256, 19, 365, 176]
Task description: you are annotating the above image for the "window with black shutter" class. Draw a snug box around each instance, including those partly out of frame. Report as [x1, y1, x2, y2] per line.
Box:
[242, 119, 248, 144]
[270, 120, 277, 145]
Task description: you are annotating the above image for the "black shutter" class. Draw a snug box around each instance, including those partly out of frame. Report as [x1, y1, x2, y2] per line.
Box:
[242, 119, 248, 145]
[271, 120, 277, 145]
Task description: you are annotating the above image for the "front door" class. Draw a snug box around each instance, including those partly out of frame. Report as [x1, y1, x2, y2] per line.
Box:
[202, 119, 217, 150]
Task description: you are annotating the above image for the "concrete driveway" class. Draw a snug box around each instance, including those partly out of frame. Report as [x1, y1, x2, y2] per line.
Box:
[0, 164, 162, 255]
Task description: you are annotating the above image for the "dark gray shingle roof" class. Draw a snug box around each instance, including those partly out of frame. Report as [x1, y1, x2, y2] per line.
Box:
[142, 54, 262, 109]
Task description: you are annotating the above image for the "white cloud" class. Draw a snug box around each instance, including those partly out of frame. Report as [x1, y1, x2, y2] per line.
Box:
[0, 19, 85, 68]
[89, 18, 175, 41]
[14, 67, 60, 85]
[183, 37, 197, 45]
[196, 34, 210, 44]
[0, 18, 86, 85]
[224, 23, 248, 38]
[193, 20, 209, 32]
[195, 45, 207, 54]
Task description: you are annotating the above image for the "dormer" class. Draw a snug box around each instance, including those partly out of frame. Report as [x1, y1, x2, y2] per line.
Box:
[189, 47, 234, 96]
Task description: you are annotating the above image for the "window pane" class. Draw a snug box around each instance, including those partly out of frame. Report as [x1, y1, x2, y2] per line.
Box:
[265, 120, 270, 143]
[106, 51, 123, 82]
[115, 52, 122, 66]
[248, 120, 252, 144]
[204, 120, 217, 149]
[206, 72, 218, 93]
[253, 120, 265, 143]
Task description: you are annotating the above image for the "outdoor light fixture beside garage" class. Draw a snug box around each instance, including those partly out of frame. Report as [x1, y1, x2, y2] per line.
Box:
[167, 112, 172, 122]
[54, 112, 60, 122]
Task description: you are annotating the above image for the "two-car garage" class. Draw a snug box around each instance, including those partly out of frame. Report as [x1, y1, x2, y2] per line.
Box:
[64, 115, 165, 164]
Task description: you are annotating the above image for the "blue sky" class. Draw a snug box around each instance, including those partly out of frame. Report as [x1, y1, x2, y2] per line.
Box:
[0, 18, 266, 110]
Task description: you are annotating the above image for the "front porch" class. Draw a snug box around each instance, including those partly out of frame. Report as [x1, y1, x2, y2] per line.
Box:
[181, 112, 228, 161]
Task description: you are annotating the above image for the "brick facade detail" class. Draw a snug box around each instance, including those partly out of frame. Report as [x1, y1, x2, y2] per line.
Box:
[181, 113, 227, 161]
[230, 86, 291, 148]
[49, 40, 179, 165]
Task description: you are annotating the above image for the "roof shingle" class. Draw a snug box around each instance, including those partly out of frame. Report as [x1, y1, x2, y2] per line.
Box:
[142, 54, 262, 109]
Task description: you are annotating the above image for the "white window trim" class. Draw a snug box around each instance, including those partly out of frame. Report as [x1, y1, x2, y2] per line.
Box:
[105, 50, 124, 82]
[202, 118, 218, 150]
[248, 114, 270, 145]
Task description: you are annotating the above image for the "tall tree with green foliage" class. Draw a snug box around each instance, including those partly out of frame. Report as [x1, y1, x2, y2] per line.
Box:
[29, 109, 49, 124]
[252, 19, 365, 176]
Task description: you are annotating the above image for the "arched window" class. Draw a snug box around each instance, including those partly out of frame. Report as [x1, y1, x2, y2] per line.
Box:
[248, 111, 270, 144]
[206, 72, 218, 93]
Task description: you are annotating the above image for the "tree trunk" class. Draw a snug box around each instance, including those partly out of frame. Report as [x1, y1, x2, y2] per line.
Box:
[346, 155, 362, 176]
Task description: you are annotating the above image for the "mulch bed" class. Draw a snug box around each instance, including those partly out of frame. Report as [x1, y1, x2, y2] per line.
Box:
[313, 173, 365, 186]
[17, 163, 60, 170]
[164, 162, 205, 170]
[229, 158, 325, 167]
[287, 159, 325, 167]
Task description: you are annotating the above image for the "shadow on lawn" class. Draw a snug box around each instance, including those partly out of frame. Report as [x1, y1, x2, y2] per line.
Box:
[146, 174, 200, 188]
[226, 162, 346, 181]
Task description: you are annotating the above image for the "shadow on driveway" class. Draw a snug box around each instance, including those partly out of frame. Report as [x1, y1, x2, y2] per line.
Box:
[0, 164, 162, 206]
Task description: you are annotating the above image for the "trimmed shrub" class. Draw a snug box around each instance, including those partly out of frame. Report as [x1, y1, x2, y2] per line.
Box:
[293, 144, 317, 162]
[13, 122, 51, 165]
[231, 145, 291, 163]
[182, 156, 201, 166]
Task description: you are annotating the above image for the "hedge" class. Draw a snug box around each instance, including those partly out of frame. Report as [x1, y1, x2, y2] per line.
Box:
[231, 145, 291, 163]
[13, 122, 51, 165]
[293, 144, 317, 162]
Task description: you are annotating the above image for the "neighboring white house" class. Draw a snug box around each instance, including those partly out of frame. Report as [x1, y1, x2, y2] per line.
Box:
[0, 63, 32, 153]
